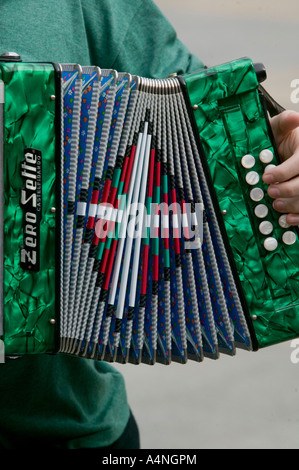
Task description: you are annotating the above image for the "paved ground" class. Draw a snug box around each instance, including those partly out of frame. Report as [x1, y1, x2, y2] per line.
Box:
[115, 0, 299, 449]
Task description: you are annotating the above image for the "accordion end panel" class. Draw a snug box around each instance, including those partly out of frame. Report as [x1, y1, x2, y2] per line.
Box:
[0, 62, 59, 355]
[182, 57, 299, 350]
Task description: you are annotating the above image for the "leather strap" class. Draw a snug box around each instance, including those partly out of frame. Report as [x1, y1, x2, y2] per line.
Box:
[258, 84, 285, 117]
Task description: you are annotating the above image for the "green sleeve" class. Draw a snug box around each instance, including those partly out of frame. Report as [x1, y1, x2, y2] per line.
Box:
[82, 0, 205, 77]
[0, 0, 204, 77]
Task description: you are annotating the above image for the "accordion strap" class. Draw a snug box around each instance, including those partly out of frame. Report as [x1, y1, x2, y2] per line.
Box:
[253, 62, 285, 117]
[258, 84, 286, 117]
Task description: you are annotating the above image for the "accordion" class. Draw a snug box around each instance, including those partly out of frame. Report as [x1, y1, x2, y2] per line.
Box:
[0, 53, 298, 365]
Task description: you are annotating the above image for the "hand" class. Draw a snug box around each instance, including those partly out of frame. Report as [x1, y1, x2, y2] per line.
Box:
[262, 110, 299, 225]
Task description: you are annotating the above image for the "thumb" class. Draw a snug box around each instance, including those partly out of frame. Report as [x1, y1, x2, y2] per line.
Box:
[271, 110, 299, 146]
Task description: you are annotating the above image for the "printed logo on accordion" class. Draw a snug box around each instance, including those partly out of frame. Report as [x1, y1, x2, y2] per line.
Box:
[20, 148, 42, 272]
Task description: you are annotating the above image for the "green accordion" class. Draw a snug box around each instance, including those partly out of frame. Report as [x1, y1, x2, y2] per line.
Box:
[0, 54, 298, 365]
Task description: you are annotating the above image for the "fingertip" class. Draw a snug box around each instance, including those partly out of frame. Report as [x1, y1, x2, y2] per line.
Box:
[286, 213, 299, 226]
[263, 164, 281, 184]
[262, 172, 275, 184]
[272, 199, 285, 212]
[279, 110, 299, 132]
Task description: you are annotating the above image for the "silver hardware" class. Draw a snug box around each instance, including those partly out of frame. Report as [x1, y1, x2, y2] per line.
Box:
[0, 52, 21, 61]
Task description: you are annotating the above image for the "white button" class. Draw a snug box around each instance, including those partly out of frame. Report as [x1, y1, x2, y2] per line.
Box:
[282, 231, 297, 245]
[254, 204, 269, 219]
[241, 154, 255, 169]
[278, 214, 290, 229]
[259, 221, 273, 235]
[264, 164, 276, 173]
[250, 188, 264, 202]
[264, 237, 278, 251]
[260, 149, 274, 164]
[246, 171, 259, 186]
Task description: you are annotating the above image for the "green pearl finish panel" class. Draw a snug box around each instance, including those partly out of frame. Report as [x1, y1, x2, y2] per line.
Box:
[184, 58, 299, 348]
[0, 63, 57, 355]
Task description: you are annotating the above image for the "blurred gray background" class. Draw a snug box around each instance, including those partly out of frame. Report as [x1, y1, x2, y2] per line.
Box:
[114, 0, 299, 449]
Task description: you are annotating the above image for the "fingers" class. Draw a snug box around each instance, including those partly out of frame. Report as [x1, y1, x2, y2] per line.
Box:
[272, 197, 299, 215]
[286, 213, 299, 226]
[263, 147, 299, 225]
[266, 110, 299, 225]
[267, 176, 299, 199]
[262, 151, 299, 184]
[266, 177, 299, 224]
[264, 164, 299, 226]
[270, 110, 299, 147]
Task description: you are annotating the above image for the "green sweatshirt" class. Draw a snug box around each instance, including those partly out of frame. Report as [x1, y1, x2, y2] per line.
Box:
[0, 0, 204, 449]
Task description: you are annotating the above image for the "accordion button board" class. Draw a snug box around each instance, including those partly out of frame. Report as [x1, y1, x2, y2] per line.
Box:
[0, 56, 299, 365]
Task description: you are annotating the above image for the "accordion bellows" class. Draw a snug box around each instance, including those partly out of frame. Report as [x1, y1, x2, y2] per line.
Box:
[1, 56, 299, 365]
